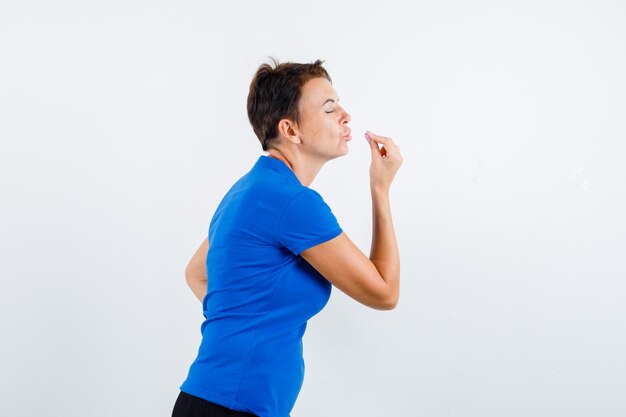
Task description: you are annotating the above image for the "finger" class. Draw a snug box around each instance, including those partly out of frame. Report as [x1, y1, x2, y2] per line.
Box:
[365, 131, 394, 145]
[365, 132, 384, 157]
[367, 131, 399, 158]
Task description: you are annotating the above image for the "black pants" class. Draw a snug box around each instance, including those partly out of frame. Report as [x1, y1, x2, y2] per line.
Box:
[172, 391, 259, 417]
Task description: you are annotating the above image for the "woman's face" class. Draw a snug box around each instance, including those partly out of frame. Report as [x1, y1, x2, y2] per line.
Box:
[296, 77, 352, 161]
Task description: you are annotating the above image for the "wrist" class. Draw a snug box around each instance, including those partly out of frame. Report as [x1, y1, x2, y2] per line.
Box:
[370, 182, 390, 195]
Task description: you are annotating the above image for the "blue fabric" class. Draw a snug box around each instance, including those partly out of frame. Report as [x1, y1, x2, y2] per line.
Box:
[180, 155, 342, 417]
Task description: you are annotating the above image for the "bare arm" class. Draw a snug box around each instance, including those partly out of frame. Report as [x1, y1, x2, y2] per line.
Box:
[369, 185, 400, 304]
[301, 132, 402, 310]
[185, 237, 209, 302]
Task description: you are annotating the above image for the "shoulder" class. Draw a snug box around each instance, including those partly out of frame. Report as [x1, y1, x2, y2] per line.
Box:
[276, 186, 342, 254]
[280, 187, 335, 219]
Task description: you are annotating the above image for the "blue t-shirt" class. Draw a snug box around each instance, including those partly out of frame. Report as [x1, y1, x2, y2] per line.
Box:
[180, 155, 343, 417]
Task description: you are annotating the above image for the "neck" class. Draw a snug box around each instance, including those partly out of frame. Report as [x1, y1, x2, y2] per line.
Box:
[267, 148, 324, 187]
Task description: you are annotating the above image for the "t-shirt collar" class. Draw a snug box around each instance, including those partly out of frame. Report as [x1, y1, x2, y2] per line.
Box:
[256, 155, 302, 186]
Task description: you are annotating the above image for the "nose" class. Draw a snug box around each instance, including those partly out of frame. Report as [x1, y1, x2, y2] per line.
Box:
[342, 108, 351, 125]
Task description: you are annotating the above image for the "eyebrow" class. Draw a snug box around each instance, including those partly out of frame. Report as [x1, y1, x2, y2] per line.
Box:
[322, 98, 340, 106]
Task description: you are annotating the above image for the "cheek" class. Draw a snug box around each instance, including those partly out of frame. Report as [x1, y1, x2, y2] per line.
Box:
[322, 117, 340, 133]
[302, 115, 338, 138]
[300, 114, 320, 134]
[306, 118, 329, 137]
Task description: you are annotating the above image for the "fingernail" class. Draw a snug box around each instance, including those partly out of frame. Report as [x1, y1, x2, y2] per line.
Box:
[364, 132, 371, 143]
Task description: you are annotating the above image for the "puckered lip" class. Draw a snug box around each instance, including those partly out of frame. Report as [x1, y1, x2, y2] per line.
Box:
[342, 128, 352, 140]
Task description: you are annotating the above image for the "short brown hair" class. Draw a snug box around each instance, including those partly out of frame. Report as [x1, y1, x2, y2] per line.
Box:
[247, 58, 332, 151]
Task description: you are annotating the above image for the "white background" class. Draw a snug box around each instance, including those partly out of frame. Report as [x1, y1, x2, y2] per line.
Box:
[1, 1, 625, 416]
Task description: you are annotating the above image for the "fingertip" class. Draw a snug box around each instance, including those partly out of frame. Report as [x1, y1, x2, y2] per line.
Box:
[366, 131, 381, 141]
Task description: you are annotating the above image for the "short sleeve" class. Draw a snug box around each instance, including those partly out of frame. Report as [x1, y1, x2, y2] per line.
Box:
[277, 188, 343, 255]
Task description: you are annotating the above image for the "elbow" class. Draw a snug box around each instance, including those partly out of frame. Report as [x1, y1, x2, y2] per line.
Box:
[184, 268, 202, 286]
[375, 273, 400, 310]
[367, 281, 400, 311]
[373, 292, 399, 311]
[382, 295, 399, 310]
[185, 272, 203, 284]
[185, 272, 207, 292]
[380, 280, 400, 310]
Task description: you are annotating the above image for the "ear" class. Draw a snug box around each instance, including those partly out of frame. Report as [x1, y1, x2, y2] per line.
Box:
[277, 119, 302, 145]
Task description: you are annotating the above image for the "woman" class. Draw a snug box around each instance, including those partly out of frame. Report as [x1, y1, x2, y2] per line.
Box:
[173, 59, 403, 417]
